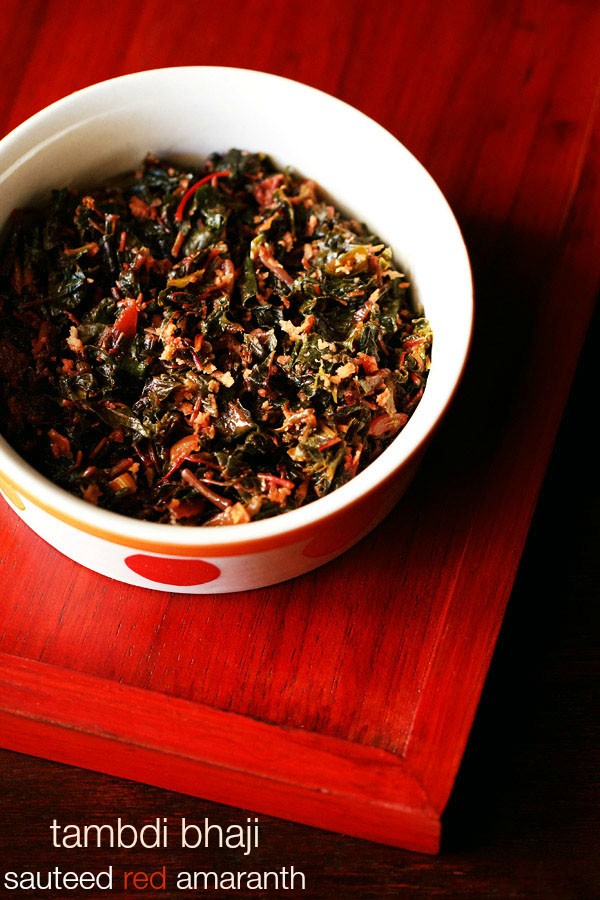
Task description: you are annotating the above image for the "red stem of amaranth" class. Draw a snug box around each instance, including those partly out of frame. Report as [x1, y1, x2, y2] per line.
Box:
[174, 170, 231, 223]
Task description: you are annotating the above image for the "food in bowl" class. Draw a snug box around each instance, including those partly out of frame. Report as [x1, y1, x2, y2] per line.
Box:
[0, 149, 432, 527]
[0, 67, 471, 592]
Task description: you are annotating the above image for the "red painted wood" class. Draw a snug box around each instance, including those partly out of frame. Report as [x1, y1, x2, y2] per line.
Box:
[0, 0, 599, 852]
[0, 654, 438, 853]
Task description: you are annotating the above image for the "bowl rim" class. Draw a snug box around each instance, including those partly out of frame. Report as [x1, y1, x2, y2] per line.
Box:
[0, 65, 473, 549]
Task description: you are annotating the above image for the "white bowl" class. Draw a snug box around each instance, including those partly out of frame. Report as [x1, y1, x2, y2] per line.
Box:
[0, 67, 473, 593]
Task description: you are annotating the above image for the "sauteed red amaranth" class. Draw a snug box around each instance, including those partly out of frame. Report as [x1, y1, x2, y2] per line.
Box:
[0, 151, 431, 525]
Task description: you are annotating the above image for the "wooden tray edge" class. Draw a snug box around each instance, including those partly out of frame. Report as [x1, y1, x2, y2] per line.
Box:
[0, 652, 440, 853]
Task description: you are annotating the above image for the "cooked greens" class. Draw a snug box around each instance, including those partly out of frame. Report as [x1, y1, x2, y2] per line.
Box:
[0, 151, 431, 525]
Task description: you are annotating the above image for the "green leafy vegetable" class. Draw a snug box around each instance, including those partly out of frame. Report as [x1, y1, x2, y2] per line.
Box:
[0, 151, 432, 525]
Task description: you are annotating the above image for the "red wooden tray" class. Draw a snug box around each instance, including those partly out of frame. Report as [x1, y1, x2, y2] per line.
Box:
[0, 0, 599, 855]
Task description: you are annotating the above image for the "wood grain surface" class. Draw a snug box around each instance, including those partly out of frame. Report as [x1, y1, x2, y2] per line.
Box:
[0, 0, 598, 882]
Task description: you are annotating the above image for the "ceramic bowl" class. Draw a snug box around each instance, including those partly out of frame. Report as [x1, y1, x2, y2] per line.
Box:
[0, 67, 473, 593]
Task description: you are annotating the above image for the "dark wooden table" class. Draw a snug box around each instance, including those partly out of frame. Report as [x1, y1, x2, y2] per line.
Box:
[0, 1, 598, 896]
